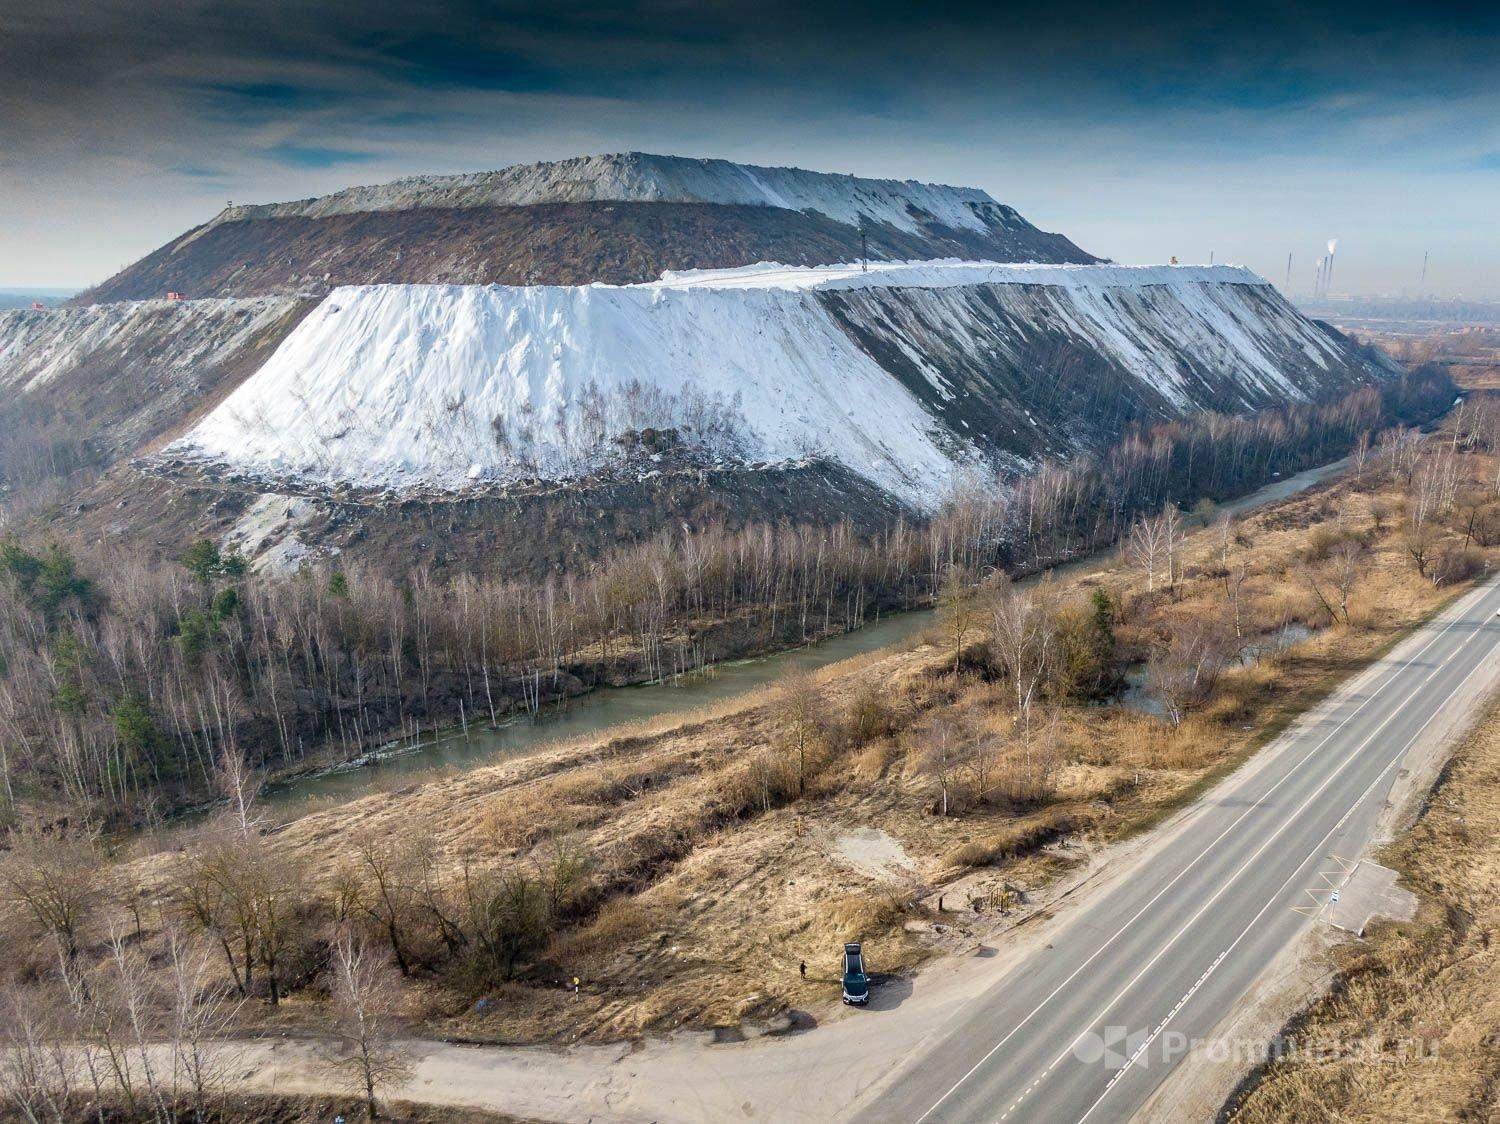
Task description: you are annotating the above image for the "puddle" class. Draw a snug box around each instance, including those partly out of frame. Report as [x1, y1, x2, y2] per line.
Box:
[1118, 623, 1318, 717]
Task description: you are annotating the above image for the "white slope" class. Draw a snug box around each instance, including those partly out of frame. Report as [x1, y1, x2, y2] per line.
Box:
[208, 153, 1003, 236]
[171, 281, 970, 504]
[658, 261, 1347, 406]
[166, 262, 1363, 506]
[0, 297, 302, 394]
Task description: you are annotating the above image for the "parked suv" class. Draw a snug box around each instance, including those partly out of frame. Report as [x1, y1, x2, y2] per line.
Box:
[842, 942, 870, 1005]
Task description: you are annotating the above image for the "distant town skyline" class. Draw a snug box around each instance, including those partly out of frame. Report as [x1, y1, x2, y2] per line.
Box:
[4, 0, 1497, 296]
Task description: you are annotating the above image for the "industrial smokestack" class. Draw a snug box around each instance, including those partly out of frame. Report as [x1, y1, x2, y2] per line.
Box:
[1285, 252, 1293, 290]
[1324, 238, 1339, 297]
[1419, 250, 1429, 296]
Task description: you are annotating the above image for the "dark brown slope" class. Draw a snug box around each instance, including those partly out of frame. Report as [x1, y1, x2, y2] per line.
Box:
[818, 282, 1386, 467]
[73, 201, 1098, 304]
[65, 459, 913, 582]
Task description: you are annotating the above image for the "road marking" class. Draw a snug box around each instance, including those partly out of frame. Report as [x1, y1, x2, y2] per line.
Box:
[1024, 609, 1489, 1119]
[907, 578, 1497, 1124]
[1289, 855, 1359, 917]
[1072, 639, 1497, 1124]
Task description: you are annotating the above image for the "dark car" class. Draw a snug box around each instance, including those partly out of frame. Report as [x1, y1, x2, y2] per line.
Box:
[842, 942, 870, 1005]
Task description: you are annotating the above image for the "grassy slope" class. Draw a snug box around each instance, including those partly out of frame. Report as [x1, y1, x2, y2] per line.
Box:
[107, 449, 1497, 1048]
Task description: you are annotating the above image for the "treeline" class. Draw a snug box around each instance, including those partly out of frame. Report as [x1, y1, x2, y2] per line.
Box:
[938, 366, 1453, 575]
[0, 591, 1117, 1117]
[0, 366, 1454, 823]
[0, 398, 104, 500]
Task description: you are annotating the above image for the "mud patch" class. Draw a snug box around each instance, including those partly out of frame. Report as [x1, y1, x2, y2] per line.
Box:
[831, 826, 918, 882]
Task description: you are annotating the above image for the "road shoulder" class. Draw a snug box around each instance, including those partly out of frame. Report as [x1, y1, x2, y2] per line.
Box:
[1134, 583, 1500, 1123]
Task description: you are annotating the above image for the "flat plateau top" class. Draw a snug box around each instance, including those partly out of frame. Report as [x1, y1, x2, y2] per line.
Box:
[643, 260, 1260, 291]
[298, 261, 1266, 302]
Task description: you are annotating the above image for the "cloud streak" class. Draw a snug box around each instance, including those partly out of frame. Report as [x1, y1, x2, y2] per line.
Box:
[2, 0, 1497, 293]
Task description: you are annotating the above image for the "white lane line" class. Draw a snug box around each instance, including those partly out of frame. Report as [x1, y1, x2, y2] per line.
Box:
[1073, 634, 1498, 1124]
[1010, 601, 1487, 1119]
[908, 578, 1496, 1124]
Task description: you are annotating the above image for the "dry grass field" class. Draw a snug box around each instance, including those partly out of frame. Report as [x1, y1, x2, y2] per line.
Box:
[85, 431, 1498, 1048]
[1355, 326, 1500, 391]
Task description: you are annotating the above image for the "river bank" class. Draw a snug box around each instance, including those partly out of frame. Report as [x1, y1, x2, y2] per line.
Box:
[103, 426, 1486, 1055]
[239, 451, 1357, 824]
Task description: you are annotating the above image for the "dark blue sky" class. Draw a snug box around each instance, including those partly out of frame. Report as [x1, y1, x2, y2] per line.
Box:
[3, 0, 1496, 294]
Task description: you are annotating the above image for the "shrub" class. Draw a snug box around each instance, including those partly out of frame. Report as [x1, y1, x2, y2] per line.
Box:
[942, 810, 1080, 870]
[455, 863, 555, 984]
[846, 683, 898, 747]
[1302, 525, 1344, 564]
[550, 896, 657, 962]
[1432, 547, 1485, 587]
[853, 737, 899, 781]
[829, 889, 913, 941]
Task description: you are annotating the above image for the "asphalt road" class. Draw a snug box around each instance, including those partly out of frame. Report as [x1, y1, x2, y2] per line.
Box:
[859, 575, 1500, 1124]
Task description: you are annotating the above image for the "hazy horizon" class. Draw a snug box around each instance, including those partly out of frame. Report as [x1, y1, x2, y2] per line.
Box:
[5, 1, 1497, 297]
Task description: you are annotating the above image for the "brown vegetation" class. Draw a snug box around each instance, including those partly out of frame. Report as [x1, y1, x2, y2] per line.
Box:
[1225, 695, 1500, 1122]
[0, 370, 1451, 826]
[1356, 325, 1500, 392]
[74, 201, 1095, 305]
[5, 396, 1497, 1103]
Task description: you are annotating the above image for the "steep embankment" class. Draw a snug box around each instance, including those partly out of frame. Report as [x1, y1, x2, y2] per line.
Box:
[0, 296, 313, 463]
[162, 263, 1384, 508]
[74, 153, 1097, 302]
[0, 155, 1391, 579]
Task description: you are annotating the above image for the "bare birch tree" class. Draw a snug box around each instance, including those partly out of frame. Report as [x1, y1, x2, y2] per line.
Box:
[985, 582, 1057, 742]
[0, 984, 72, 1123]
[1126, 511, 1170, 592]
[772, 671, 824, 798]
[1146, 619, 1233, 726]
[323, 929, 414, 1121]
[936, 563, 978, 672]
[163, 928, 243, 1117]
[1330, 537, 1367, 624]
[913, 717, 967, 816]
[0, 822, 103, 961]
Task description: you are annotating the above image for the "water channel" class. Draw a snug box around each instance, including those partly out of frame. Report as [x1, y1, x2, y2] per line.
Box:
[251, 454, 1352, 819]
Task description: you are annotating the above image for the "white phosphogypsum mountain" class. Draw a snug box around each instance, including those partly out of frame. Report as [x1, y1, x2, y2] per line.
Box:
[0, 153, 1406, 579]
[0, 295, 312, 460]
[0, 297, 302, 395]
[163, 262, 1384, 508]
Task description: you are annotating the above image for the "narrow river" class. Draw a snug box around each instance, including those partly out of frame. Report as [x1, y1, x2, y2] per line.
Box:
[252, 454, 1352, 819]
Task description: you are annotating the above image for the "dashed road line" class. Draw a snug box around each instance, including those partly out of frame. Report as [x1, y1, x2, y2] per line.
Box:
[907, 578, 1498, 1124]
[1072, 628, 1497, 1124]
